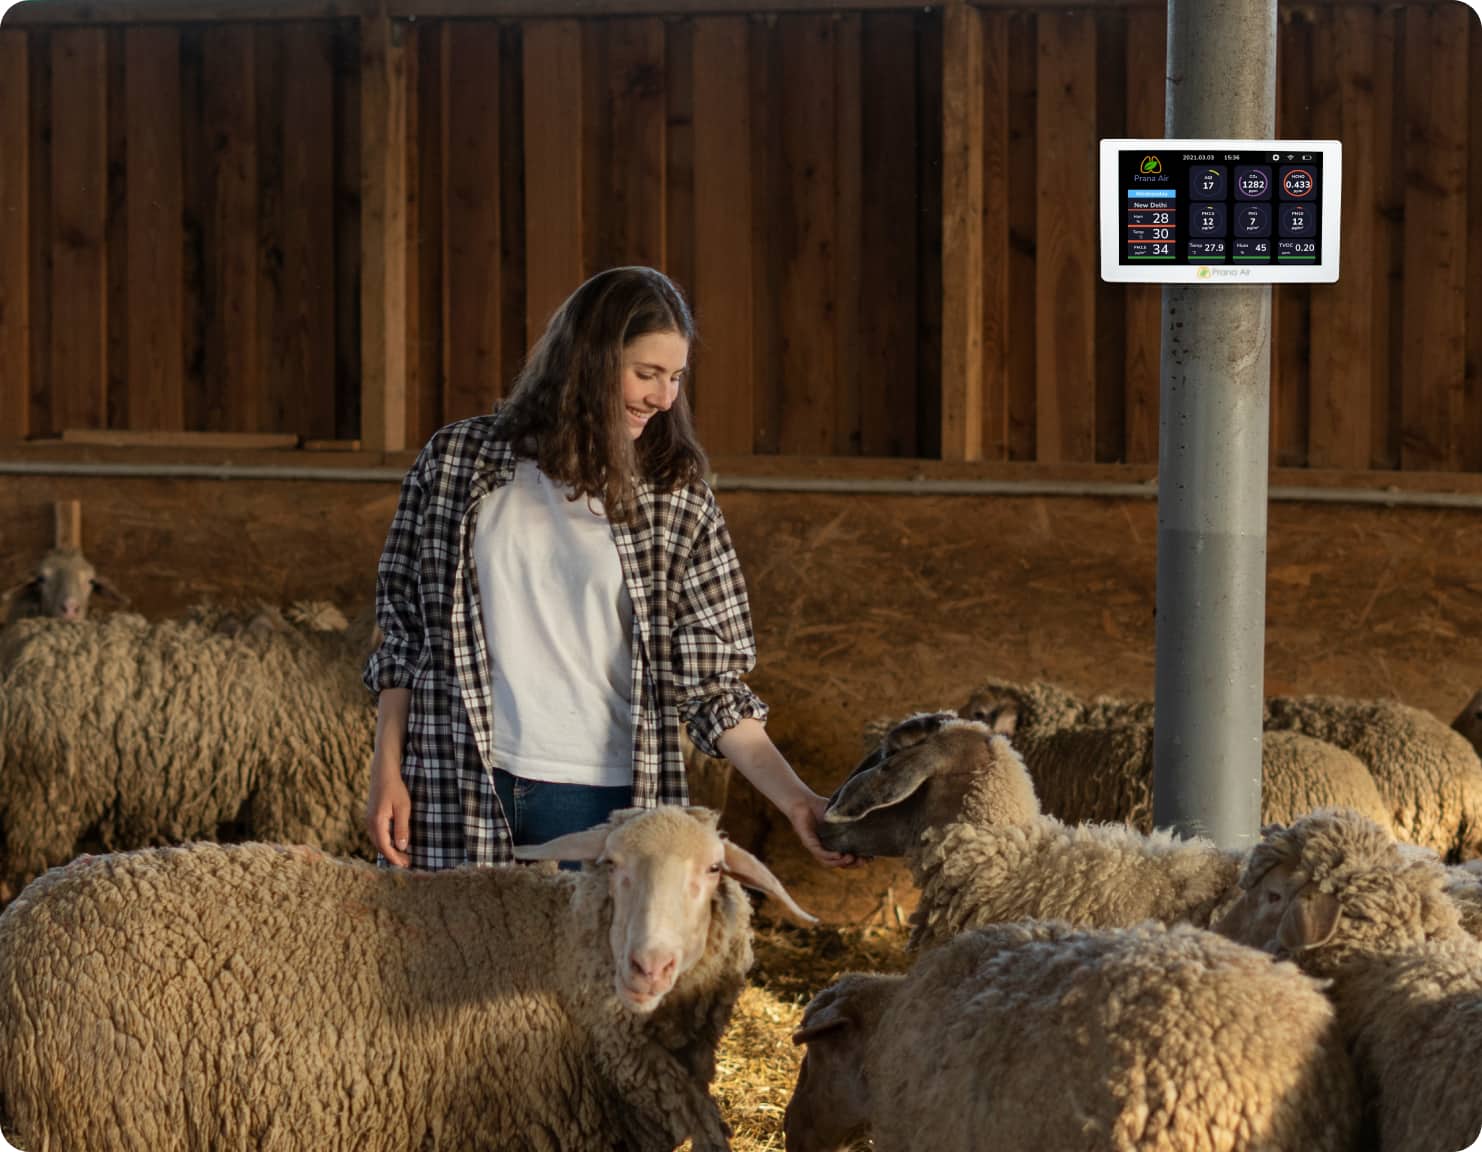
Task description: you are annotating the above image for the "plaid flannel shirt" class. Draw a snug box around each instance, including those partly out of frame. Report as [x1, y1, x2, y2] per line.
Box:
[363, 414, 768, 868]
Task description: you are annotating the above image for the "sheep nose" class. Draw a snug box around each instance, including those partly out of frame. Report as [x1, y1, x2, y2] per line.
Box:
[61, 601, 83, 619]
[630, 950, 678, 991]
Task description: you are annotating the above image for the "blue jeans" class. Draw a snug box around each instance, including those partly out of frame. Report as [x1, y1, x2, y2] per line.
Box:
[493, 769, 633, 871]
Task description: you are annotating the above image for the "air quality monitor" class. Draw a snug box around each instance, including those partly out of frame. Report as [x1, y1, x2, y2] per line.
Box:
[1099, 139, 1341, 284]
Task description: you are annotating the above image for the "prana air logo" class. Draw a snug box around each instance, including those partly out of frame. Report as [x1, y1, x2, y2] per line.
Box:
[1140, 155, 1163, 175]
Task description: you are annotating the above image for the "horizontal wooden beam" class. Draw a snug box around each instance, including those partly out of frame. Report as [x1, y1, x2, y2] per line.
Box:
[4, 0, 1408, 23]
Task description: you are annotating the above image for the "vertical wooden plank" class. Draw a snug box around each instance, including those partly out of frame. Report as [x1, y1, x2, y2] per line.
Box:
[53, 499, 82, 551]
[409, 20, 443, 443]
[692, 16, 754, 456]
[125, 27, 184, 431]
[940, 0, 984, 462]
[664, 18, 694, 307]
[1093, 10, 1126, 463]
[523, 20, 584, 346]
[916, 10, 943, 459]
[444, 21, 501, 424]
[257, 24, 337, 437]
[180, 28, 206, 429]
[360, 12, 408, 453]
[1399, 4, 1468, 471]
[49, 28, 108, 431]
[580, 20, 608, 279]
[833, 14, 861, 456]
[105, 27, 126, 430]
[1034, 11, 1096, 464]
[750, 17, 782, 455]
[1373, 8, 1402, 470]
[402, 19, 422, 438]
[1122, 5, 1164, 466]
[497, 24, 525, 400]
[27, 31, 51, 435]
[777, 14, 837, 456]
[0, 30, 29, 440]
[333, 18, 362, 440]
[605, 18, 666, 270]
[1307, 7, 1374, 471]
[201, 26, 258, 432]
[860, 12, 919, 458]
[1467, 13, 1482, 473]
[977, 11, 1008, 461]
[1272, 14, 1310, 468]
[1005, 12, 1036, 462]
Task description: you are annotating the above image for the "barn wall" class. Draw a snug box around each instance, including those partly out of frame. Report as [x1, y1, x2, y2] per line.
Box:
[1, 2, 1477, 470]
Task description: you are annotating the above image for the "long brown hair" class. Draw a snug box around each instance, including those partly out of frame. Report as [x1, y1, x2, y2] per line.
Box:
[499, 267, 707, 524]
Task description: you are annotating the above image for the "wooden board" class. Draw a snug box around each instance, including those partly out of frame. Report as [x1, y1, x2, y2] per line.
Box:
[496, 24, 526, 400]
[443, 21, 502, 423]
[105, 27, 128, 431]
[777, 14, 838, 456]
[28, 32, 51, 437]
[603, 18, 666, 269]
[860, 12, 920, 458]
[49, 28, 108, 432]
[0, 30, 28, 441]
[1033, 11, 1096, 464]
[1005, 12, 1036, 462]
[663, 17, 694, 308]
[1468, 14, 1482, 474]
[1307, 6, 1374, 471]
[332, 18, 362, 441]
[522, 19, 585, 347]
[1092, 10, 1125, 464]
[977, 10, 1009, 461]
[832, 13, 862, 456]
[124, 27, 185, 431]
[201, 26, 259, 432]
[692, 16, 755, 455]
[1121, 5, 1163, 466]
[59, 428, 300, 448]
[748, 17, 782, 455]
[1398, 5, 1469, 471]
[1272, 15, 1312, 469]
[1371, 7, 1403, 471]
[939, 1, 984, 462]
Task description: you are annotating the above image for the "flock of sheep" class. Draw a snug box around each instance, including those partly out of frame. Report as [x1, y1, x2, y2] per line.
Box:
[1, 545, 1482, 1151]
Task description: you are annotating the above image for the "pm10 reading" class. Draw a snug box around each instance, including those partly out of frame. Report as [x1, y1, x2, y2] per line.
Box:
[1099, 139, 1341, 284]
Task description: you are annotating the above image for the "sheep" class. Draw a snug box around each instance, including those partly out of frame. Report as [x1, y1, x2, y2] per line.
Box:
[817, 713, 1244, 949]
[1, 547, 127, 625]
[1261, 693, 1482, 859]
[1455, 688, 1482, 758]
[1213, 807, 1482, 1152]
[0, 806, 814, 1152]
[681, 727, 732, 814]
[784, 919, 1360, 1152]
[0, 607, 380, 898]
[957, 678, 1397, 840]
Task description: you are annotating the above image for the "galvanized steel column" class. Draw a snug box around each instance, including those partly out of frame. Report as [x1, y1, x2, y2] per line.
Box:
[1153, 0, 1277, 848]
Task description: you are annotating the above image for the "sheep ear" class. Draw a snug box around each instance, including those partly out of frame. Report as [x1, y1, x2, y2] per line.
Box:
[791, 1008, 850, 1046]
[722, 839, 817, 925]
[1, 577, 38, 602]
[984, 701, 1019, 735]
[684, 806, 722, 829]
[824, 743, 941, 822]
[513, 825, 612, 863]
[90, 575, 129, 604]
[1277, 886, 1342, 953]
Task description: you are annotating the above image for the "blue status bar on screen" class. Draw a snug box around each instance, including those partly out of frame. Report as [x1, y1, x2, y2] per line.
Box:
[1127, 189, 1178, 198]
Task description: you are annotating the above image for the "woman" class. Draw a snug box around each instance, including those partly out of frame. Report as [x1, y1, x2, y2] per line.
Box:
[363, 266, 849, 869]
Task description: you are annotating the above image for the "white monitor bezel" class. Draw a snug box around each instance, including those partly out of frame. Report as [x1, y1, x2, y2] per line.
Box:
[1099, 138, 1342, 284]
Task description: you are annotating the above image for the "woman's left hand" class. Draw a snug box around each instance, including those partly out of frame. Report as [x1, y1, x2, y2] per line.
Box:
[786, 793, 859, 869]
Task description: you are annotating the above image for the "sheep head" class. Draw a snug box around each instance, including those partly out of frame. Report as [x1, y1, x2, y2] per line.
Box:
[783, 972, 897, 1152]
[817, 715, 1041, 857]
[1455, 689, 1482, 759]
[5, 548, 127, 621]
[957, 678, 1082, 736]
[514, 806, 814, 1012]
[1213, 807, 1463, 971]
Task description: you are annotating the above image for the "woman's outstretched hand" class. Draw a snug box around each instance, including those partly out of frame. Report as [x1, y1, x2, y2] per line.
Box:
[786, 792, 858, 869]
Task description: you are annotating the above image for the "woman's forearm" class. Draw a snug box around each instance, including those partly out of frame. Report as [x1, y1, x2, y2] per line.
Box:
[714, 717, 819, 814]
[375, 687, 411, 759]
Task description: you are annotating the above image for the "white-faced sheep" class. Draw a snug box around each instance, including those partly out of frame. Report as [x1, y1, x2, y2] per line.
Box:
[0, 607, 379, 898]
[1, 547, 126, 625]
[957, 678, 1397, 840]
[1214, 807, 1482, 1152]
[0, 806, 813, 1152]
[817, 713, 1244, 949]
[1261, 694, 1482, 859]
[784, 920, 1359, 1152]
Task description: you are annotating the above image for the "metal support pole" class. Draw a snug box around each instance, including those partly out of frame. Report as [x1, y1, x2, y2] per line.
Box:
[1153, 0, 1277, 849]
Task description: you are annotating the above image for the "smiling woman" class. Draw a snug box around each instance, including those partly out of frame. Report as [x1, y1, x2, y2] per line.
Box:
[363, 266, 851, 884]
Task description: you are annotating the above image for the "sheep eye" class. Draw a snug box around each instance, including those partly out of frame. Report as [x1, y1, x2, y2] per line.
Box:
[1266, 891, 1283, 904]
[707, 862, 723, 874]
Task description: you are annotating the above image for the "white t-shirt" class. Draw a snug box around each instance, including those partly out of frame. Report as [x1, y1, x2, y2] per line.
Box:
[473, 460, 635, 787]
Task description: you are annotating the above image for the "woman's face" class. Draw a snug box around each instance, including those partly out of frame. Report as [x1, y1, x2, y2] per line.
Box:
[620, 330, 689, 440]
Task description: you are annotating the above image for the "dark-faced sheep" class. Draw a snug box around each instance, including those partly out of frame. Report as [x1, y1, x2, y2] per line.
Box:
[0, 806, 813, 1152]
